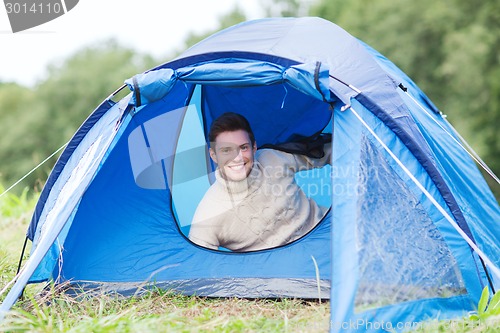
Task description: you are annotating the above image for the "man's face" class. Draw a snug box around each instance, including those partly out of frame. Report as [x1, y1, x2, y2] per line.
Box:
[210, 130, 256, 182]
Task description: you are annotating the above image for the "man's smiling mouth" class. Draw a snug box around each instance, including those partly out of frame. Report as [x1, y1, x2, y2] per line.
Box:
[227, 163, 245, 171]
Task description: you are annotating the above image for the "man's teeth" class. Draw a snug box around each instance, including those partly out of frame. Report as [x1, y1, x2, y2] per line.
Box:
[228, 164, 244, 170]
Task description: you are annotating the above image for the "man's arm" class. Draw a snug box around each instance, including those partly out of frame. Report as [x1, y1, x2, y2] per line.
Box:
[259, 141, 331, 173]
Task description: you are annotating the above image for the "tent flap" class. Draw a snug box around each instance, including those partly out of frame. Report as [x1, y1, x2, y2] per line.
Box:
[125, 60, 333, 106]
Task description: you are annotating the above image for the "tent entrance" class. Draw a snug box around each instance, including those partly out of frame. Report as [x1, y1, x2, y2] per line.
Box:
[126, 82, 333, 251]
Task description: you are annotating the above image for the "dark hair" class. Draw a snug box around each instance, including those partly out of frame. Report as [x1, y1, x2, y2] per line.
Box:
[208, 112, 255, 147]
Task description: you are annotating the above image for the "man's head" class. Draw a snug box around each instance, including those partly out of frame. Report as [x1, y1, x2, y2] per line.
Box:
[208, 112, 257, 182]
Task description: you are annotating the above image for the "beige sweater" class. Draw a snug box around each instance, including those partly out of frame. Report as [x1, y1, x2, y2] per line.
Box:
[189, 146, 331, 251]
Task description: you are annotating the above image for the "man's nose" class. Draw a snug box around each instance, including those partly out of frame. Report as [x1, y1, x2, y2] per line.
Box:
[232, 148, 243, 161]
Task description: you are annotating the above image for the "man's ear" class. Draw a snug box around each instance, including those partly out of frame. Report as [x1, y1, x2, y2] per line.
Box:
[209, 148, 218, 164]
[253, 141, 257, 153]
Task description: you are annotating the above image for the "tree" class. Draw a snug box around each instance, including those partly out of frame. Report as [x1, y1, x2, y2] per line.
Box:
[179, 6, 247, 52]
[310, 0, 500, 197]
[0, 40, 158, 192]
[261, 0, 307, 17]
[0, 82, 40, 189]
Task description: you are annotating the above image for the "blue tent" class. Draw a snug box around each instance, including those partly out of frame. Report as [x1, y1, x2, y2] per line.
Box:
[1, 17, 499, 332]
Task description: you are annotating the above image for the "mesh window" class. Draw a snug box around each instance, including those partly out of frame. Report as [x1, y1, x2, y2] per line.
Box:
[354, 136, 467, 312]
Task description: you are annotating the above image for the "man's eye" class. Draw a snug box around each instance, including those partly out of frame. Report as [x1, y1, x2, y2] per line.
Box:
[220, 147, 232, 154]
[240, 145, 249, 152]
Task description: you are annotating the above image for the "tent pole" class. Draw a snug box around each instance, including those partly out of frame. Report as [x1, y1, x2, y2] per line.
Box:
[13, 236, 29, 300]
[16, 236, 28, 275]
[398, 85, 500, 186]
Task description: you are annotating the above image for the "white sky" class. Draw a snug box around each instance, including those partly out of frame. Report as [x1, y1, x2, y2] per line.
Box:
[0, 0, 263, 86]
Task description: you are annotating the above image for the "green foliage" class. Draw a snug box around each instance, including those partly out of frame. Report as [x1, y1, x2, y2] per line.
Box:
[310, 0, 500, 199]
[0, 40, 158, 194]
[0, 183, 36, 307]
[0, 186, 37, 219]
[261, 0, 309, 17]
[181, 6, 247, 51]
[1, 289, 330, 333]
[0, 83, 40, 191]
[2, 281, 500, 333]
[0, 247, 17, 293]
[469, 287, 500, 322]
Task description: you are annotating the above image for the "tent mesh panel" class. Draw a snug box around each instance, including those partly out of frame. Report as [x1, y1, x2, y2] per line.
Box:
[354, 136, 467, 313]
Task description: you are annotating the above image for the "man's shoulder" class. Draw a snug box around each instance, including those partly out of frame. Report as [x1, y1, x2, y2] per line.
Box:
[256, 148, 294, 167]
[256, 148, 292, 161]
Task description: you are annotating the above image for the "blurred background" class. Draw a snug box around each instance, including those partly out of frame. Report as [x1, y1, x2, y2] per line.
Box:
[1, 0, 499, 200]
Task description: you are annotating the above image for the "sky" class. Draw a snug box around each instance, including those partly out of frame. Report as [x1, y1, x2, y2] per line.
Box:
[0, 0, 263, 86]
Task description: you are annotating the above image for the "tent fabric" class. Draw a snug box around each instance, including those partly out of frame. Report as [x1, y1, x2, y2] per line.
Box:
[124, 60, 333, 106]
[1, 17, 499, 332]
[331, 98, 483, 331]
[26, 99, 118, 240]
[363, 42, 500, 271]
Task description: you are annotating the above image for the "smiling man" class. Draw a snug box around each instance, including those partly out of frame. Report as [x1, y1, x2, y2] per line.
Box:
[188, 112, 331, 251]
[210, 129, 256, 182]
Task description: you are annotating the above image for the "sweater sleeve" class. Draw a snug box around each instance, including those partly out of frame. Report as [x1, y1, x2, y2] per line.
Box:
[258, 142, 331, 173]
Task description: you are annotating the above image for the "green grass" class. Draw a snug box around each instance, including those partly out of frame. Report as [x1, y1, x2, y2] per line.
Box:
[0, 185, 35, 296]
[1, 290, 330, 333]
[1, 184, 499, 333]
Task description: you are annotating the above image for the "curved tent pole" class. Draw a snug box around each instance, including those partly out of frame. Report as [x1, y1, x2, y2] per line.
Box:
[329, 74, 361, 94]
[107, 83, 128, 102]
[398, 84, 500, 186]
